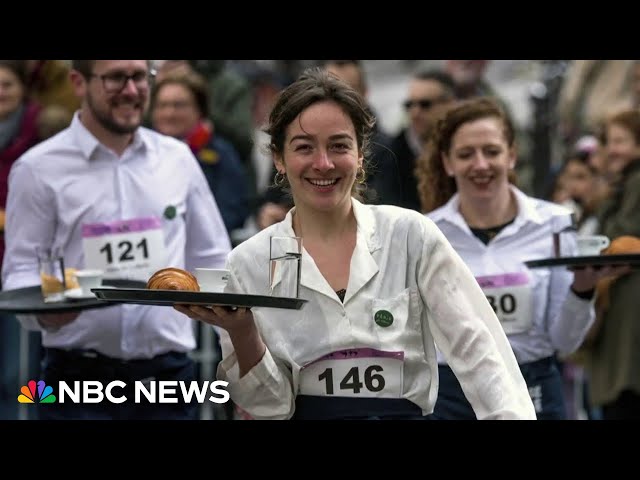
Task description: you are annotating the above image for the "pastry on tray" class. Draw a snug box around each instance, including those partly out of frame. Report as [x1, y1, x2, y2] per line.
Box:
[146, 267, 200, 291]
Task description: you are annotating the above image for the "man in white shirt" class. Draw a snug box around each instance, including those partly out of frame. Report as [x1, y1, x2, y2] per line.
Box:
[2, 60, 231, 420]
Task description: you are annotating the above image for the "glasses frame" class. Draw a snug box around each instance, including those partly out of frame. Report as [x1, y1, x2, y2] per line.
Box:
[89, 69, 156, 94]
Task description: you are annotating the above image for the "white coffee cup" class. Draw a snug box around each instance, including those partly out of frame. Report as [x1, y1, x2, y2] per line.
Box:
[194, 268, 230, 293]
[74, 269, 104, 296]
[576, 235, 610, 256]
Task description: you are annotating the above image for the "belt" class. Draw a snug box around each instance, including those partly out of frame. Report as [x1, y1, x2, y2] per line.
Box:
[44, 347, 186, 365]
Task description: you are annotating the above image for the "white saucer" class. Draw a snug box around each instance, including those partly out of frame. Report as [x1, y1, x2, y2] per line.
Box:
[63, 288, 97, 300]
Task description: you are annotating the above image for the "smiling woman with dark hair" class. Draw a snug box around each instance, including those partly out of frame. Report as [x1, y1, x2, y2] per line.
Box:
[175, 68, 537, 421]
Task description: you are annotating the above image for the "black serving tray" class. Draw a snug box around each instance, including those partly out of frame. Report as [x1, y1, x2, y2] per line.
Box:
[524, 254, 640, 269]
[0, 279, 147, 314]
[91, 288, 307, 310]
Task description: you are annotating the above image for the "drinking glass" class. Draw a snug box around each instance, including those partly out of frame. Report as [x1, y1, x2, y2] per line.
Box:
[269, 236, 302, 298]
[37, 247, 66, 303]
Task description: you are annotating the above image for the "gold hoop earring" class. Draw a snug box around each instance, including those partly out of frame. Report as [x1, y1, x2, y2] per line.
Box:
[356, 165, 366, 184]
[274, 171, 286, 187]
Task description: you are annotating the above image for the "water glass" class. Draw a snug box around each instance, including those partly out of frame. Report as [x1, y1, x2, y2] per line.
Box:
[551, 212, 577, 258]
[37, 247, 66, 303]
[269, 236, 302, 298]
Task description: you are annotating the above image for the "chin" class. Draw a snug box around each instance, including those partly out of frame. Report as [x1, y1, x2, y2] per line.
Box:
[467, 188, 496, 201]
[306, 195, 343, 212]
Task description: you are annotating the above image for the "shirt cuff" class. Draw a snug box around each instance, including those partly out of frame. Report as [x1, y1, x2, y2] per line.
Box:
[217, 347, 293, 419]
[570, 286, 596, 301]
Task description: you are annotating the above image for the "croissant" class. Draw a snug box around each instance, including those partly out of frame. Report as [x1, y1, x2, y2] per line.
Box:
[602, 235, 640, 255]
[146, 267, 200, 291]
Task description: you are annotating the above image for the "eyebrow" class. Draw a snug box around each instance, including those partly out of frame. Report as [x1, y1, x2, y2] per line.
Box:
[99, 68, 148, 76]
[289, 133, 354, 144]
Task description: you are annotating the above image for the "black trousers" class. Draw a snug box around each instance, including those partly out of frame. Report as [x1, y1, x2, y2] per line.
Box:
[428, 357, 566, 420]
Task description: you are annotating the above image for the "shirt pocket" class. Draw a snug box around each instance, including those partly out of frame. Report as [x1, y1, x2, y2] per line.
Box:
[371, 287, 421, 344]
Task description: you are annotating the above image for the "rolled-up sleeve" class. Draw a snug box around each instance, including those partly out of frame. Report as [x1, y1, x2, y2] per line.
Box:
[215, 259, 296, 420]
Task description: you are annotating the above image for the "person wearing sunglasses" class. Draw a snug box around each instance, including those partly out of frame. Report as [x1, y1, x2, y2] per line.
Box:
[390, 70, 456, 211]
[2, 60, 231, 420]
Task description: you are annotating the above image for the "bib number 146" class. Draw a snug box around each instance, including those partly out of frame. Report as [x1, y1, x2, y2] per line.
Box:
[318, 365, 385, 395]
[298, 354, 403, 398]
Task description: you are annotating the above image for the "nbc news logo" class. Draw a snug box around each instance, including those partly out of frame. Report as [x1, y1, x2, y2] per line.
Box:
[18, 380, 56, 403]
[17, 379, 229, 404]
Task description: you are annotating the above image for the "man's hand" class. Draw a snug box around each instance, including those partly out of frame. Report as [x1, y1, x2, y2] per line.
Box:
[571, 264, 633, 293]
[37, 311, 81, 329]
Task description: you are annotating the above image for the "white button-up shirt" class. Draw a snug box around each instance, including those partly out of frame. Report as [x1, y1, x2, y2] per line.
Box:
[2, 113, 231, 359]
[428, 187, 595, 364]
[217, 198, 536, 420]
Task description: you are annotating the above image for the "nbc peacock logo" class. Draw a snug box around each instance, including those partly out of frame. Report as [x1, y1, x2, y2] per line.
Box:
[18, 380, 56, 404]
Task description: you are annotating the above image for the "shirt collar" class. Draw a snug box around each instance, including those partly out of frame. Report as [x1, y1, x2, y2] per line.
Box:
[275, 197, 381, 304]
[278, 197, 380, 253]
[70, 110, 149, 160]
[431, 185, 545, 232]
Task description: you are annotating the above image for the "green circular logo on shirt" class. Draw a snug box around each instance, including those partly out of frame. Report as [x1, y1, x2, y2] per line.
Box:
[374, 310, 394, 327]
[164, 205, 177, 220]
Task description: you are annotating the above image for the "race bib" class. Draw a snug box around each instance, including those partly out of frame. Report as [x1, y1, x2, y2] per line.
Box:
[299, 348, 404, 398]
[82, 217, 167, 280]
[476, 272, 533, 335]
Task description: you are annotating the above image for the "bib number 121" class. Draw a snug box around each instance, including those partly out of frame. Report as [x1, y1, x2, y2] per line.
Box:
[99, 238, 149, 264]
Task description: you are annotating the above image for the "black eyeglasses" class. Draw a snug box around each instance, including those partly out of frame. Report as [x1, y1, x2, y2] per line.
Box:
[403, 98, 444, 111]
[89, 70, 156, 94]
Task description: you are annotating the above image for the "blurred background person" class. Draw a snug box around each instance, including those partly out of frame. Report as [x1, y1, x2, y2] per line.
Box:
[25, 60, 80, 119]
[551, 135, 608, 236]
[390, 69, 457, 211]
[323, 60, 402, 206]
[25, 60, 80, 140]
[582, 109, 640, 419]
[150, 71, 250, 237]
[156, 60, 255, 192]
[556, 60, 635, 158]
[548, 134, 611, 419]
[445, 60, 493, 99]
[0, 60, 43, 419]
